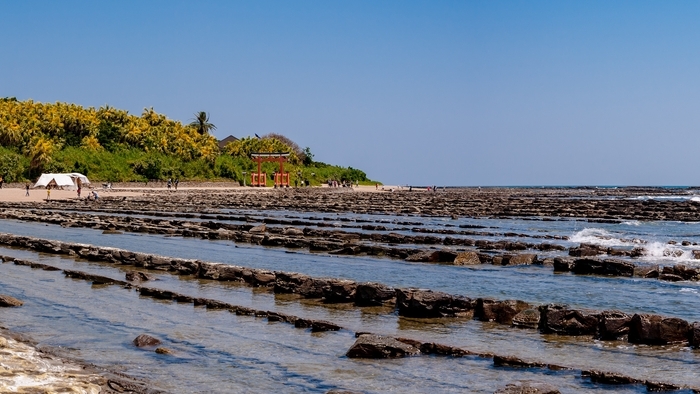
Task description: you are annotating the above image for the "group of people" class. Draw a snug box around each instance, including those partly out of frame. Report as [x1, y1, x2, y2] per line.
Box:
[327, 180, 358, 188]
[167, 178, 180, 190]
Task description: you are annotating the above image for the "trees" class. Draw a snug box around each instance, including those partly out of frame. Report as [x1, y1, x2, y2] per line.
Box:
[189, 111, 216, 136]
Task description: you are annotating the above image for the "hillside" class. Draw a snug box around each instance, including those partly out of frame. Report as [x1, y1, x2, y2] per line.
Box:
[0, 98, 376, 186]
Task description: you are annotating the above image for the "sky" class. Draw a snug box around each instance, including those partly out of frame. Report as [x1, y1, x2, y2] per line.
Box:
[1, 1, 699, 186]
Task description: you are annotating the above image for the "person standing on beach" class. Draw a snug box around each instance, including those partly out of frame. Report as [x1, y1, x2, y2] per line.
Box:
[167, 178, 172, 190]
[46, 187, 51, 200]
[25, 183, 30, 196]
[77, 186, 81, 198]
[175, 178, 179, 190]
[0, 176, 4, 189]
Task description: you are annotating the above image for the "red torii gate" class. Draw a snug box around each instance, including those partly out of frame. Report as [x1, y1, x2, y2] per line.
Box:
[250, 152, 290, 187]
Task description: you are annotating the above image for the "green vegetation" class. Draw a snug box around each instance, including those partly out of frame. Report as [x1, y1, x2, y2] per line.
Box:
[0, 98, 378, 185]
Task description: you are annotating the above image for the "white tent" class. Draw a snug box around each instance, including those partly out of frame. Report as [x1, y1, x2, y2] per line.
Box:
[33, 173, 90, 190]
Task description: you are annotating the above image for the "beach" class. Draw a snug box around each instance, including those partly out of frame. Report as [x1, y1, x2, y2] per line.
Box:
[1, 185, 699, 393]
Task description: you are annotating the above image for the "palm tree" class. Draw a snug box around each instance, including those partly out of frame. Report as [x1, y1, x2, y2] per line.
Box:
[189, 111, 216, 135]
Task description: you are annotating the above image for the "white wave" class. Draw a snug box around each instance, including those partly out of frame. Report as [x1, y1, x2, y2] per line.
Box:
[679, 288, 698, 294]
[569, 228, 630, 247]
[692, 197, 700, 203]
[641, 241, 694, 261]
[622, 220, 641, 226]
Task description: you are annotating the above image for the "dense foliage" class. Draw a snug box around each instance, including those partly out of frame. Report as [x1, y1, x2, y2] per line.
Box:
[0, 98, 376, 185]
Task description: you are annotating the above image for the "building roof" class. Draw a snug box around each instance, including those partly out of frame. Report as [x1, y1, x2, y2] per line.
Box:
[218, 135, 239, 149]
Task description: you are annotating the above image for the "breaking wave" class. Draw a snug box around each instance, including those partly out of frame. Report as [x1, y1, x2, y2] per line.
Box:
[570, 228, 698, 263]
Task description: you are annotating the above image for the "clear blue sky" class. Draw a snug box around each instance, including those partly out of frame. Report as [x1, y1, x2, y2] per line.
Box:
[2, 1, 699, 186]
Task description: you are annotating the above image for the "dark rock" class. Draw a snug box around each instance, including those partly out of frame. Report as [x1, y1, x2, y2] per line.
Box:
[493, 355, 544, 368]
[354, 282, 395, 306]
[659, 274, 684, 282]
[125, 271, 155, 282]
[477, 299, 532, 325]
[645, 381, 681, 391]
[569, 244, 606, 257]
[672, 265, 700, 281]
[138, 287, 174, 300]
[133, 334, 161, 347]
[597, 310, 631, 340]
[494, 381, 560, 394]
[552, 257, 573, 272]
[633, 265, 659, 278]
[512, 309, 540, 329]
[628, 314, 691, 345]
[155, 347, 173, 355]
[602, 259, 635, 277]
[419, 342, 468, 357]
[310, 320, 342, 332]
[572, 258, 604, 275]
[585, 370, 640, 385]
[0, 294, 23, 307]
[690, 322, 700, 348]
[274, 272, 310, 294]
[323, 280, 357, 303]
[396, 288, 474, 318]
[538, 304, 599, 336]
[345, 334, 420, 358]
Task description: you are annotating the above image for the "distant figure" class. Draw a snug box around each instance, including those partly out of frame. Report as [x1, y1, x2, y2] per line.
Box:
[77, 186, 82, 198]
[92, 191, 99, 200]
[175, 178, 179, 190]
[167, 178, 172, 190]
[375, 183, 378, 190]
[25, 183, 30, 196]
[46, 187, 51, 200]
[0, 176, 3, 189]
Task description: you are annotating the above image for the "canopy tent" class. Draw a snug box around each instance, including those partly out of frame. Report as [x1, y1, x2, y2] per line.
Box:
[33, 173, 90, 190]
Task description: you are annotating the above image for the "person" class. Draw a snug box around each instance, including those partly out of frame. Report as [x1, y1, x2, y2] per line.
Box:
[0, 176, 3, 189]
[92, 190, 99, 200]
[175, 178, 179, 190]
[25, 183, 30, 196]
[46, 187, 51, 200]
[77, 186, 81, 198]
[167, 178, 172, 190]
[375, 183, 378, 190]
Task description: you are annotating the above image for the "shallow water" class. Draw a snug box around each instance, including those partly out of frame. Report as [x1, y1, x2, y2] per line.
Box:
[2, 211, 700, 392]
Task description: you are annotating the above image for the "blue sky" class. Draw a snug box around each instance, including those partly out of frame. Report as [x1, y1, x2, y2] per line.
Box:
[2, 1, 699, 185]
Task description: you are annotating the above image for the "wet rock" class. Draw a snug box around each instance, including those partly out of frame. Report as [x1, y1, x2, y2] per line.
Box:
[628, 314, 691, 345]
[274, 272, 311, 294]
[503, 254, 537, 266]
[659, 274, 684, 282]
[0, 294, 23, 307]
[571, 258, 604, 275]
[282, 227, 304, 236]
[405, 249, 457, 263]
[494, 381, 560, 394]
[693, 250, 700, 260]
[453, 251, 481, 265]
[396, 288, 475, 318]
[346, 334, 420, 358]
[512, 309, 541, 329]
[310, 320, 342, 332]
[419, 342, 468, 357]
[645, 381, 681, 391]
[597, 310, 631, 340]
[249, 224, 266, 233]
[354, 282, 395, 306]
[477, 299, 532, 325]
[538, 304, 599, 336]
[690, 322, 700, 348]
[63, 270, 126, 285]
[602, 259, 635, 277]
[323, 280, 357, 303]
[155, 347, 173, 355]
[569, 244, 606, 257]
[125, 271, 155, 282]
[633, 265, 659, 278]
[552, 257, 573, 272]
[133, 334, 161, 347]
[671, 265, 700, 281]
[493, 355, 545, 368]
[584, 370, 640, 385]
[139, 287, 175, 300]
[0, 337, 7, 348]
